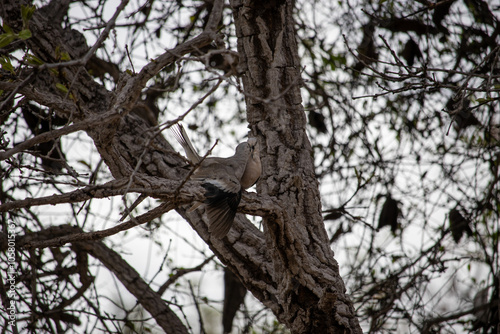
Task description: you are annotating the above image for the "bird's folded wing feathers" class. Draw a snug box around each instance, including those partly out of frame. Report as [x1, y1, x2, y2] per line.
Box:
[193, 163, 243, 238]
[202, 179, 242, 238]
[192, 146, 249, 237]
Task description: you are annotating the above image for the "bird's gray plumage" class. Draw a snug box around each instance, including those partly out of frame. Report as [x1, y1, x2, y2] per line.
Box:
[171, 124, 261, 237]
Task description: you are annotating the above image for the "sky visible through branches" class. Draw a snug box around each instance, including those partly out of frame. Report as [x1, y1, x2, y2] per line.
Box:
[1, 0, 499, 332]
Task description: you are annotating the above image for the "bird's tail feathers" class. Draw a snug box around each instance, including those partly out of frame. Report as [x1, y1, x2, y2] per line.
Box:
[171, 124, 201, 163]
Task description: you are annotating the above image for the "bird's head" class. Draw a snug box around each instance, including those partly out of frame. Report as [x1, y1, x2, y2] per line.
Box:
[247, 137, 259, 158]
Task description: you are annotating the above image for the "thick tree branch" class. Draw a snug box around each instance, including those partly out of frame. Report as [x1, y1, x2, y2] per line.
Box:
[128, 0, 225, 112]
[0, 177, 196, 212]
[231, 0, 362, 332]
[0, 80, 79, 116]
[0, 111, 121, 161]
[77, 239, 189, 334]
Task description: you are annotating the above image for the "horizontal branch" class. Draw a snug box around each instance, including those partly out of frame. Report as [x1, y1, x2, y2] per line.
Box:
[5, 173, 280, 249]
[0, 111, 123, 161]
[0, 179, 128, 212]
[0, 80, 79, 115]
[0, 177, 200, 212]
[19, 193, 279, 250]
[21, 201, 174, 249]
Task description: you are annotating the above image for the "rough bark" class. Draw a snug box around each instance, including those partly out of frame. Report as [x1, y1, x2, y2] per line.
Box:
[1, 0, 362, 332]
[231, 0, 362, 332]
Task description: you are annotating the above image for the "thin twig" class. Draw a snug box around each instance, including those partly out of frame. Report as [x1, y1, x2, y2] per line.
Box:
[188, 280, 206, 334]
[157, 256, 215, 296]
[0, 111, 121, 161]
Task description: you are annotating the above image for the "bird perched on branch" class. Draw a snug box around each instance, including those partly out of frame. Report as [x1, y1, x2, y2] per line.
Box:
[171, 124, 261, 237]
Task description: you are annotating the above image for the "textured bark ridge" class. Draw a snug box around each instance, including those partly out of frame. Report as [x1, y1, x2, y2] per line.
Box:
[2, 0, 361, 332]
[231, 0, 362, 332]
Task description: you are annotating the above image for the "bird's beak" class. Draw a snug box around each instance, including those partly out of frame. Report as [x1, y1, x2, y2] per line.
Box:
[248, 138, 257, 152]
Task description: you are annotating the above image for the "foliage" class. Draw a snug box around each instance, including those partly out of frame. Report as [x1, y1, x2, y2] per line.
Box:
[298, 0, 499, 332]
[0, 0, 498, 333]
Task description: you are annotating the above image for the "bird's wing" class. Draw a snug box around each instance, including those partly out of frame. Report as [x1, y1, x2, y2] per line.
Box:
[202, 178, 242, 238]
[192, 143, 251, 237]
[171, 129, 256, 238]
[193, 159, 243, 238]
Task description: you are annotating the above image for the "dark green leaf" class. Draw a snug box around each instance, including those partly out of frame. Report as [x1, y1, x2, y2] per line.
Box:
[18, 29, 31, 40]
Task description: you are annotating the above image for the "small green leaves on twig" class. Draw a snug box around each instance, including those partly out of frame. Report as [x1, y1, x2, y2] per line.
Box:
[0, 5, 35, 48]
[0, 55, 15, 74]
[21, 5, 36, 27]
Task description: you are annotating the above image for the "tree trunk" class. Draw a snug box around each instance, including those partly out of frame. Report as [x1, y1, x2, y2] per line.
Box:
[1, 0, 362, 332]
[230, 0, 361, 332]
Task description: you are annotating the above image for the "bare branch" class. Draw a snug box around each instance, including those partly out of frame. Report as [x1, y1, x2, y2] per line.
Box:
[21, 202, 174, 249]
[133, 0, 225, 90]
[77, 239, 189, 333]
[157, 256, 215, 296]
[31, 0, 130, 71]
[0, 111, 121, 162]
